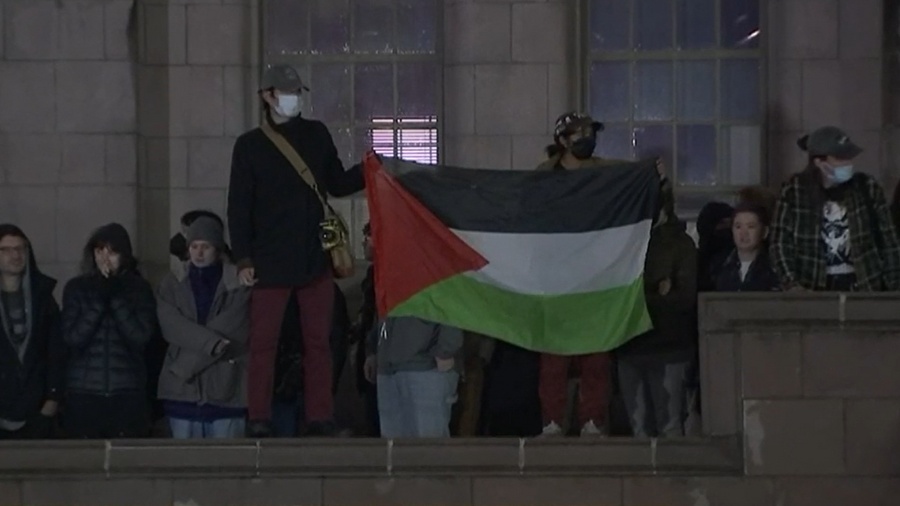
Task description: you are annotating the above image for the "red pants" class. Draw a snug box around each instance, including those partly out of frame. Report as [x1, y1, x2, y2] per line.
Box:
[539, 352, 611, 427]
[248, 274, 334, 422]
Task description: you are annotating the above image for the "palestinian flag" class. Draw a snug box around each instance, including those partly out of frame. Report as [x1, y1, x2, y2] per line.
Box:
[363, 154, 660, 355]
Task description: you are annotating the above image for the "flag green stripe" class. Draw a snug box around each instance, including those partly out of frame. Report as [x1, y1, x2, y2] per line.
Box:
[389, 274, 651, 355]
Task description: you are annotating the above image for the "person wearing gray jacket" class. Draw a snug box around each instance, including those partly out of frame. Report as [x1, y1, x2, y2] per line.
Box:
[156, 217, 250, 439]
[364, 316, 463, 438]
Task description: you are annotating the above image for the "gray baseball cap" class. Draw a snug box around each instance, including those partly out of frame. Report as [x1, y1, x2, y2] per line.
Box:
[259, 65, 310, 92]
[802, 126, 862, 159]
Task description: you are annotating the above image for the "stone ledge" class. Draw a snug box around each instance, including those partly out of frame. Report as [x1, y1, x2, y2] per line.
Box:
[0, 437, 741, 479]
[700, 293, 900, 332]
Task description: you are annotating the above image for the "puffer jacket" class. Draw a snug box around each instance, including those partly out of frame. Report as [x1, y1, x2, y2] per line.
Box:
[61, 272, 157, 396]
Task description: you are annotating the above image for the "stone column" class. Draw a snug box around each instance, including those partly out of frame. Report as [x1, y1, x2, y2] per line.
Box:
[136, 0, 257, 281]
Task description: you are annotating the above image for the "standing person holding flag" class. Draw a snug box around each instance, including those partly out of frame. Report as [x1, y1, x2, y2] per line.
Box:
[227, 65, 364, 437]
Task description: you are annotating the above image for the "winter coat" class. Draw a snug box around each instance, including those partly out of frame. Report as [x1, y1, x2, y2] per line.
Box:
[617, 219, 698, 360]
[715, 250, 781, 292]
[61, 272, 157, 396]
[227, 114, 365, 287]
[0, 242, 65, 424]
[156, 262, 250, 408]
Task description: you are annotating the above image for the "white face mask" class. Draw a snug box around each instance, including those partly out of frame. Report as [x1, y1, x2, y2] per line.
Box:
[274, 94, 302, 118]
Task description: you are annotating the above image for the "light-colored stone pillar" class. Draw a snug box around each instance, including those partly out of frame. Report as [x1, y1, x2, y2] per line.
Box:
[135, 0, 257, 282]
[767, 0, 885, 186]
[443, 0, 572, 171]
[0, 0, 139, 291]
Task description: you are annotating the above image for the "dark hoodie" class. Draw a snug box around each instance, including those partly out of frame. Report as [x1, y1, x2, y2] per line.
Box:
[61, 224, 158, 396]
[697, 202, 735, 292]
[0, 225, 64, 430]
[617, 189, 698, 359]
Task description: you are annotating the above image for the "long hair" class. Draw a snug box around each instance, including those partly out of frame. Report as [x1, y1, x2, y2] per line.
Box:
[80, 224, 139, 276]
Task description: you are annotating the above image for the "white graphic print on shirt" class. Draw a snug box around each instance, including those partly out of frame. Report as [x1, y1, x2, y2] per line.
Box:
[821, 200, 854, 274]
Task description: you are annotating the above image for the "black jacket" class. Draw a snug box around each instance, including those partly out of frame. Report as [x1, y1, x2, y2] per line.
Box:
[227, 115, 365, 287]
[715, 250, 781, 292]
[61, 272, 157, 396]
[0, 252, 64, 424]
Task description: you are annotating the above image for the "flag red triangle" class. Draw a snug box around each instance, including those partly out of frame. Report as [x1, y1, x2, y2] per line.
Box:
[363, 154, 488, 317]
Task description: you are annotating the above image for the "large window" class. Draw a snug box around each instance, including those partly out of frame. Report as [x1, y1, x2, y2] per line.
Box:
[263, 0, 441, 165]
[586, 0, 762, 217]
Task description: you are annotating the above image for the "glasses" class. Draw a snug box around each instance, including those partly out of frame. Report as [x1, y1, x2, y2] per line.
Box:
[0, 246, 28, 256]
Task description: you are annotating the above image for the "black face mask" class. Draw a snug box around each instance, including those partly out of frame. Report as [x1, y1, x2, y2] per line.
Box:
[570, 137, 596, 160]
[169, 233, 188, 261]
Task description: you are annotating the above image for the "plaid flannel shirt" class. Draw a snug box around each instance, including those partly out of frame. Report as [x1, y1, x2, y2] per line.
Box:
[771, 171, 900, 291]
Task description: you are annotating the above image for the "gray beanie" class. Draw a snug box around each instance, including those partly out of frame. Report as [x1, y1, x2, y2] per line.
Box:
[185, 216, 225, 250]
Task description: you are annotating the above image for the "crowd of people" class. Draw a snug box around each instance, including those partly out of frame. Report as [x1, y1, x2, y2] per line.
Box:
[2, 65, 899, 441]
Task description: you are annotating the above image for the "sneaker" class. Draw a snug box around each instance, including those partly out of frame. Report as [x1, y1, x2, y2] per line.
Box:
[540, 421, 563, 437]
[246, 420, 272, 438]
[580, 420, 607, 437]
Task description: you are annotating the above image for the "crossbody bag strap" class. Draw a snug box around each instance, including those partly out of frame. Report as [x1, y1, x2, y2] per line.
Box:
[260, 121, 332, 214]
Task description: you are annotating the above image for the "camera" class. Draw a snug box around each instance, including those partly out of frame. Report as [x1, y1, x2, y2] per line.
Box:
[319, 217, 347, 251]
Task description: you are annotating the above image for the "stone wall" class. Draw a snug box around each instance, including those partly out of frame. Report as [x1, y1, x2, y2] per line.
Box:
[766, 0, 888, 186]
[0, 0, 139, 288]
[0, 0, 892, 291]
[2, 294, 900, 505]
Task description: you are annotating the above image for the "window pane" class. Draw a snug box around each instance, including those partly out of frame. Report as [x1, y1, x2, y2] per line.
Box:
[590, 62, 630, 122]
[635, 0, 672, 50]
[355, 127, 385, 160]
[676, 192, 737, 218]
[634, 125, 672, 161]
[397, 127, 439, 164]
[597, 125, 634, 160]
[397, 63, 438, 118]
[635, 61, 673, 121]
[721, 126, 761, 185]
[590, 0, 630, 50]
[720, 60, 759, 121]
[722, 0, 760, 48]
[676, 61, 715, 121]
[310, 64, 351, 123]
[332, 127, 355, 163]
[398, 0, 437, 54]
[677, 0, 715, 49]
[354, 64, 394, 121]
[311, 0, 350, 54]
[677, 125, 717, 185]
[353, 0, 394, 54]
[266, 0, 309, 55]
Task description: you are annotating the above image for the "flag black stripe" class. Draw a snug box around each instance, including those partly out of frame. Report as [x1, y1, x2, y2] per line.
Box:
[385, 159, 660, 234]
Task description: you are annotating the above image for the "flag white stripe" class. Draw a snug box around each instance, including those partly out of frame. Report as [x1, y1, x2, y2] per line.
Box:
[452, 220, 651, 297]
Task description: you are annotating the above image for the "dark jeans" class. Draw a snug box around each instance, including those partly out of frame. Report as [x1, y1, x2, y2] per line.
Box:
[271, 397, 304, 437]
[64, 393, 149, 439]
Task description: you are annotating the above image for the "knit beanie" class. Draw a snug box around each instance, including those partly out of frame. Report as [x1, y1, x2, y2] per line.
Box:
[185, 216, 225, 250]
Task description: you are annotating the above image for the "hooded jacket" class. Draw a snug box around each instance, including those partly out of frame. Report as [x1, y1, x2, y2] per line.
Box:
[61, 224, 157, 396]
[0, 226, 64, 426]
[156, 261, 250, 408]
[617, 187, 698, 359]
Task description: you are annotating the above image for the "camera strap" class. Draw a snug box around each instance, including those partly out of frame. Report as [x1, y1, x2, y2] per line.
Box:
[260, 120, 337, 219]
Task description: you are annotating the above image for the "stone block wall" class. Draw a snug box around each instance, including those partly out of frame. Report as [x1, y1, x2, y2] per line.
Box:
[766, 0, 888, 186]
[0, 0, 139, 288]
[442, 0, 572, 171]
[0, 0, 893, 290]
